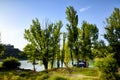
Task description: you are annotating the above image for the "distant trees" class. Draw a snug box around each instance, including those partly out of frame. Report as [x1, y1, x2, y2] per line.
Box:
[104, 8, 120, 66]
[1, 44, 24, 59]
[0, 44, 5, 57]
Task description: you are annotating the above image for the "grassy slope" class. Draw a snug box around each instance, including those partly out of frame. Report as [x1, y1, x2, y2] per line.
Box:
[49, 67, 99, 80]
[0, 67, 99, 80]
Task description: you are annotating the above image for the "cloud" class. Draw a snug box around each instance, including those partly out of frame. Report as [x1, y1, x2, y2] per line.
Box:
[80, 6, 91, 12]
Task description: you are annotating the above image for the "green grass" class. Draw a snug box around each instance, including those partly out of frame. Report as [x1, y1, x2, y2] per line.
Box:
[0, 67, 99, 80]
[49, 67, 99, 80]
[72, 67, 98, 76]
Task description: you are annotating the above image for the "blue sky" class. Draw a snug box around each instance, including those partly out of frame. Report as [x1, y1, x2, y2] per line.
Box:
[0, 0, 120, 50]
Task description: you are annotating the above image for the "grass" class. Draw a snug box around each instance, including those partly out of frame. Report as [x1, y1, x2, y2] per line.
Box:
[0, 67, 99, 80]
[48, 67, 99, 80]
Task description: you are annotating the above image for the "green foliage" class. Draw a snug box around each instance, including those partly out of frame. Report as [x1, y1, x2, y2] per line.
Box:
[66, 6, 78, 28]
[23, 44, 39, 62]
[2, 57, 21, 70]
[92, 40, 109, 58]
[23, 43, 38, 72]
[24, 18, 62, 70]
[104, 8, 120, 66]
[95, 54, 118, 80]
[64, 43, 71, 67]
[0, 44, 5, 57]
[80, 21, 99, 60]
[61, 32, 66, 67]
[51, 21, 62, 68]
[66, 6, 79, 65]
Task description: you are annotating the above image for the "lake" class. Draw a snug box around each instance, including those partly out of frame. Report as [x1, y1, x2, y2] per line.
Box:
[19, 60, 94, 71]
[0, 60, 94, 72]
[19, 60, 44, 71]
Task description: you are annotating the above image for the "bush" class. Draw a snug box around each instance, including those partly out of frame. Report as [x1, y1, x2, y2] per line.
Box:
[2, 57, 21, 70]
[95, 54, 118, 80]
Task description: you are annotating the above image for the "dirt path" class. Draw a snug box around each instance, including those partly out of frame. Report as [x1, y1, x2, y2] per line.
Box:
[65, 74, 98, 80]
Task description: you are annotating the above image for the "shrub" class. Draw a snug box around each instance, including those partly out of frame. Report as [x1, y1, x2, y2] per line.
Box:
[95, 54, 118, 80]
[2, 57, 21, 70]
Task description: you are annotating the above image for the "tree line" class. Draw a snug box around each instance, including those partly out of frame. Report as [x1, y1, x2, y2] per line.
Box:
[22, 6, 120, 72]
[24, 6, 120, 70]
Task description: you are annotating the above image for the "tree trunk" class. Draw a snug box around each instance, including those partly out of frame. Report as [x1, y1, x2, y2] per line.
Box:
[57, 57, 60, 68]
[70, 49, 74, 66]
[75, 47, 79, 66]
[64, 62, 72, 74]
[33, 59, 36, 72]
[61, 33, 66, 67]
[51, 56, 54, 69]
[43, 57, 48, 73]
[61, 51, 64, 67]
[33, 64, 36, 72]
[57, 45, 60, 68]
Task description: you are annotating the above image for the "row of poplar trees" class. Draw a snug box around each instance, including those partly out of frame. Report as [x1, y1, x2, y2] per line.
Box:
[23, 6, 120, 72]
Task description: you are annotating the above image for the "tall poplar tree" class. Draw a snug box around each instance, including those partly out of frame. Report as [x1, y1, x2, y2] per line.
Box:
[61, 32, 66, 67]
[66, 6, 79, 65]
[104, 8, 120, 66]
[51, 21, 62, 68]
[80, 21, 98, 60]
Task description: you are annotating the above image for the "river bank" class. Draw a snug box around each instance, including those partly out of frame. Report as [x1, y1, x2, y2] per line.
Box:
[0, 67, 99, 80]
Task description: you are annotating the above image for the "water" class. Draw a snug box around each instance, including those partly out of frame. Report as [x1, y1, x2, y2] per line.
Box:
[19, 60, 44, 71]
[0, 60, 94, 72]
[19, 60, 73, 71]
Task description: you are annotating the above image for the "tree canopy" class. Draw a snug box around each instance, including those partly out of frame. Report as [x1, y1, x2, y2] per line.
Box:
[104, 8, 120, 66]
[66, 6, 79, 65]
[23, 7, 120, 73]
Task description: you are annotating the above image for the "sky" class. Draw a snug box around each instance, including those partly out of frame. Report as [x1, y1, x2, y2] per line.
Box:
[0, 0, 120, 50]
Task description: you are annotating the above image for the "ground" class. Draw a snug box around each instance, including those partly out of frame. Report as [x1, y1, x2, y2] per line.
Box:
[0, 67, 99, 80]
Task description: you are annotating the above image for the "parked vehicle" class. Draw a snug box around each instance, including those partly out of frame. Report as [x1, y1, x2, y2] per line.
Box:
[73, 60, 89, 68]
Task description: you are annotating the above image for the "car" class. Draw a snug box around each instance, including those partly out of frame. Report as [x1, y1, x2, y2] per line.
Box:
[73, 60, 89, 68]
